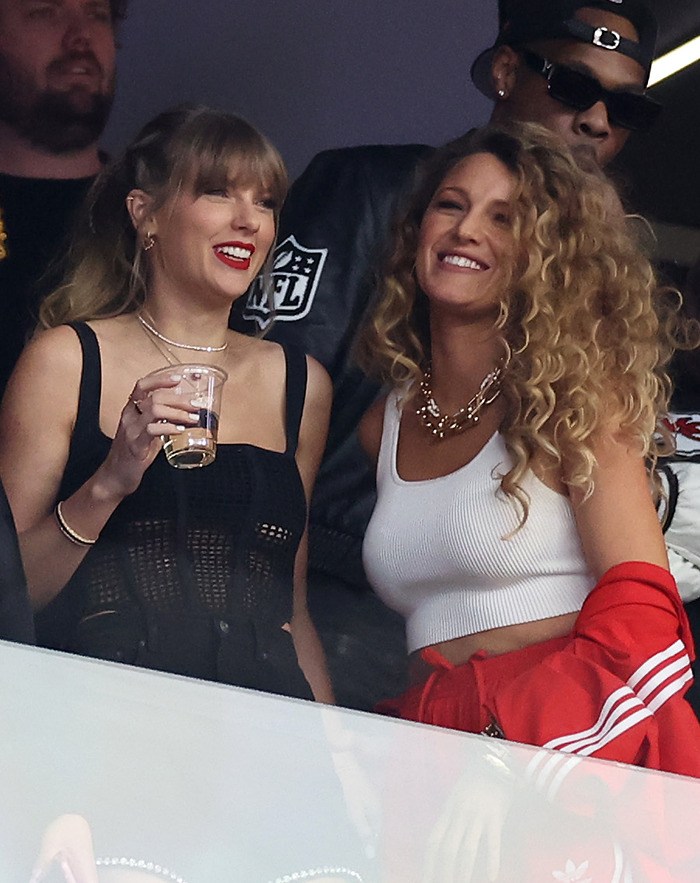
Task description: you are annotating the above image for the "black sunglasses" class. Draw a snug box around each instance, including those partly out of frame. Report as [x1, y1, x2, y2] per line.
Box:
[520, 50, 662, 132]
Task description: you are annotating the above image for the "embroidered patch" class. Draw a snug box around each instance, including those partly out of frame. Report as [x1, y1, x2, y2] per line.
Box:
[665, 413, 700, 459]
[242, 235, 328, 329]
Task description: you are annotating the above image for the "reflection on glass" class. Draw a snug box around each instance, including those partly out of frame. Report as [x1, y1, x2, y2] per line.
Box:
[1, 641, 699, 883]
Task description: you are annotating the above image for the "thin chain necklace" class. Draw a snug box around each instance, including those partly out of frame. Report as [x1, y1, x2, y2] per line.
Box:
[140, 319, 181, 366]
[138, 312, 228, 353]
[416, 362, 505, 440]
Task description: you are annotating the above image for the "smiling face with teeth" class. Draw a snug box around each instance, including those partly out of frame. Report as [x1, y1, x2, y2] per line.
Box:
[122, 109, 287, 317]
[0, 0, 116, 152]
[139, 170, 277, 308]
[415, 151, 516, 324]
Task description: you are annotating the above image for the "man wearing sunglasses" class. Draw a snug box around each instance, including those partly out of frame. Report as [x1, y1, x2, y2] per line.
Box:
[477, 0, 659, 166]
[236, 0, 685, 712]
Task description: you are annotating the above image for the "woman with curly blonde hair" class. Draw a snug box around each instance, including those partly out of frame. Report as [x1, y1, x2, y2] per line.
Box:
[358, 122, 700, 776]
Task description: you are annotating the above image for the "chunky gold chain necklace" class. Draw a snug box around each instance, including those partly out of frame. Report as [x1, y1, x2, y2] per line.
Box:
[416, 362, 505, 440]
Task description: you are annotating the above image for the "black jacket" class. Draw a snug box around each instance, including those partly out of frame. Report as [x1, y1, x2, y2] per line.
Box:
[235, 143, 433, 586]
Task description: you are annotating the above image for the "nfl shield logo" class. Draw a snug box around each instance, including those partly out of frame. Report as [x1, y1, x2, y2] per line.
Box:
[242, 235, 328, 328]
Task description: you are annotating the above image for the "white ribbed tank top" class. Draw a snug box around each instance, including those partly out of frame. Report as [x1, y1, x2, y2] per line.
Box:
[362, 391, 595, 652]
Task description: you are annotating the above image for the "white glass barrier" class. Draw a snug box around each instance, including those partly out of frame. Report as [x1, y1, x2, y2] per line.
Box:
[1, 639, 699, 882]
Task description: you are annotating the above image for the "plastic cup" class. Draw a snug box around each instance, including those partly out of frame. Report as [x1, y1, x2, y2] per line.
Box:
[149, 364, 228, 469]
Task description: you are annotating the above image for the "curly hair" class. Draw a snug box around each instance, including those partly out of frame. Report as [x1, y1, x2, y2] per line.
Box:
[357, 121, 691, 523]
[40, 103, 288, 328]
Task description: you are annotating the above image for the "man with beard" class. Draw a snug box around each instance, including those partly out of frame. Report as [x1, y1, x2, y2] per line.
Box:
[0, 0, 125, 394]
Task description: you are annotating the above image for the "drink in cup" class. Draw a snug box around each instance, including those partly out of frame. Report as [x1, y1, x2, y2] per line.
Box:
[150, 364, 228, 468]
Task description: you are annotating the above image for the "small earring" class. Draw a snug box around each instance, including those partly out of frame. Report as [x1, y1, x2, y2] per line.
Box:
[143, 231, 156, 252]
[497, 88, 507, 99]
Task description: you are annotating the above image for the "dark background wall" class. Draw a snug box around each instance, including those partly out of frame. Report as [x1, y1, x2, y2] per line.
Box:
[103, 0, 495, 178]
[103, 0, 699, 269]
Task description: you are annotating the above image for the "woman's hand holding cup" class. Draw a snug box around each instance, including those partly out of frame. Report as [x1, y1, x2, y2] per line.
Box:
[97, 370, 201, 499]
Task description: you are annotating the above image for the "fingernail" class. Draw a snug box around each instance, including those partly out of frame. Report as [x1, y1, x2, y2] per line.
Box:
[175, 425, 186, 432]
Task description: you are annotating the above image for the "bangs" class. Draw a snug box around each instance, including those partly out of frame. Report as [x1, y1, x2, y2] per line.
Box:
[190, 149, 287, 209]
[163, 109, 288, 211]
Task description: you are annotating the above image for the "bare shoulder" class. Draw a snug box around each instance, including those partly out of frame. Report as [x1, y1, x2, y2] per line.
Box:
[247, 339, 331, 400]
[569, 421, 668, 575]
[14, 324, 82, 370]
[2, 325, 82, 408]
[564, 413, 647, 484]
[0, 326, 84, 522]
[298, 353, 331, 439]
[1, 325, 84, 431]
[238, 335, 286, 377]
[358, 393, 388, 466]
[304, 353, 332, 403]
[87, 314, 136, 346]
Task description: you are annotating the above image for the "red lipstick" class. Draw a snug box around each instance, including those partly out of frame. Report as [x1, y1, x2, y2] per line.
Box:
[213, 241, 255, 270]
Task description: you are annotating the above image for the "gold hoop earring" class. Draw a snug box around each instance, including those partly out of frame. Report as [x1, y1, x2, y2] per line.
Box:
[143, 232, 156, 252]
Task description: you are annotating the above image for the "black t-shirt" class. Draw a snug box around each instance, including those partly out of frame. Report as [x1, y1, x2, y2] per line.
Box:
[0, 173, 94, 393]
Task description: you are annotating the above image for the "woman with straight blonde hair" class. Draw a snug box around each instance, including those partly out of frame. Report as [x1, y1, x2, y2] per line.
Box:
[0, 104, 333, 702]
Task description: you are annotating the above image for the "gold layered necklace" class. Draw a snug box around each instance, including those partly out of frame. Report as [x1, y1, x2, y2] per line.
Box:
[416, 362, 505, 440]
[139, 319, 181, 366]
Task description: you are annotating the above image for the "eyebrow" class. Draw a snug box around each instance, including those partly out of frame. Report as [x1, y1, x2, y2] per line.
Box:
[554, 57, 647, 95]
[437, 186, 513, 206]
[433, 185, 468, 200]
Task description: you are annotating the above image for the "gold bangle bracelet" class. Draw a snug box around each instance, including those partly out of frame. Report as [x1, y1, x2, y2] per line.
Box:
[54, 501, 98, 547]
